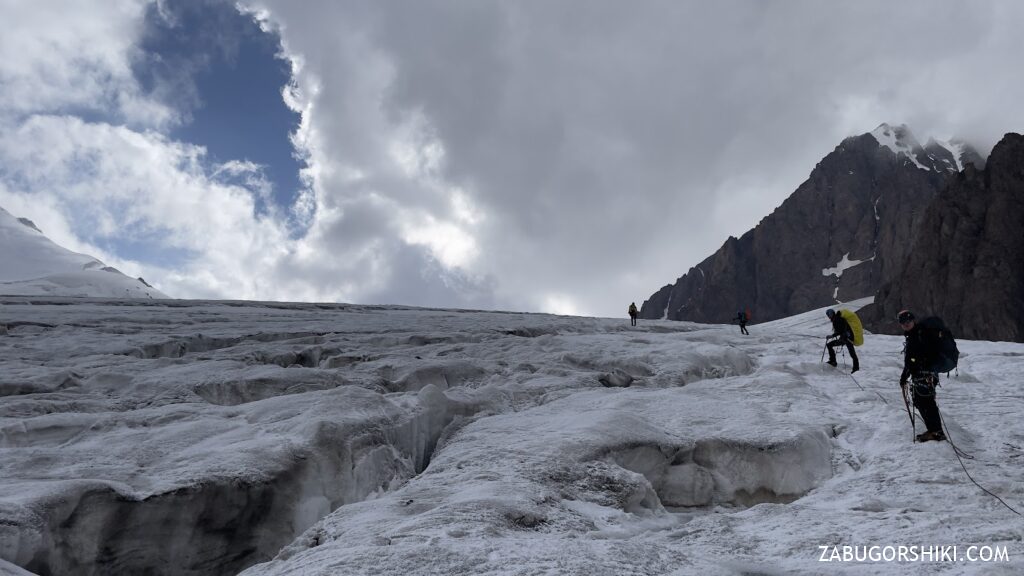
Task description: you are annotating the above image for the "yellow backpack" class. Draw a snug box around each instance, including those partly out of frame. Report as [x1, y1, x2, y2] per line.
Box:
[838, 309, 864, 346]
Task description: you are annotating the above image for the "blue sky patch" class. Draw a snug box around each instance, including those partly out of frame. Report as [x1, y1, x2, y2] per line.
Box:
[97, 234, 197, 271]
[133, 0, 304, 220]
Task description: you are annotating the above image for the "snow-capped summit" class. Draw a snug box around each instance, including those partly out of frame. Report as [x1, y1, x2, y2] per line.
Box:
[869, 123, 984, 173]
[870, 122, 921, 156]
[869, 123, 934, 170]
[0, 207, 102, 282]
[0, 205, 168, 298]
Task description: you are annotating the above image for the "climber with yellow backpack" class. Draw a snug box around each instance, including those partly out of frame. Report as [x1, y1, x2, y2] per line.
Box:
[825, 308, 862, 374]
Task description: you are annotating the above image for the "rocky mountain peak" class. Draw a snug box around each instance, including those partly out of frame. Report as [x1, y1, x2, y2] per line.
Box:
[868, 123, 983, 174]
[640, 124, 986, 324]
[866, 132, 1024, 341]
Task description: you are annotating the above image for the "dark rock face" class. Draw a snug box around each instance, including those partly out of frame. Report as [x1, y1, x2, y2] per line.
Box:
[923, 137, 987, 174]
[867, 133, 1024, 342]
[16, 217, 42, 234]
[641, 126, 963, 324]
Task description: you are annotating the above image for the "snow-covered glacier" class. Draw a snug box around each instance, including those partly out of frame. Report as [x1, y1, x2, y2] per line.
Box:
[1, 296, 1021, 575]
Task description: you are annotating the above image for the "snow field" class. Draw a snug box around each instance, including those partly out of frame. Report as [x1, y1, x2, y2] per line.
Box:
[0, 297, 1021, 575]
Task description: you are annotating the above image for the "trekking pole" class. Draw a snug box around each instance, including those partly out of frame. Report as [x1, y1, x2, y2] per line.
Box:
[821, 336, 834, 365]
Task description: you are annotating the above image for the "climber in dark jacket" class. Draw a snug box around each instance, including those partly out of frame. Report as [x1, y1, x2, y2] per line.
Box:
[826, 309, 859, 373]
[897, 310, 945, 442]
[736, 310, 749, 335]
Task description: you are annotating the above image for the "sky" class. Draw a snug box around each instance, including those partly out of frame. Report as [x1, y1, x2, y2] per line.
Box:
[1, 1, 1023, 317]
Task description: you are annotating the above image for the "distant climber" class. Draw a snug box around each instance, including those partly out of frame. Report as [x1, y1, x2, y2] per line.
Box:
[628, 302, 638, 326]
[825, 309, 860, 373]
[736, 310, 749, 335]
[898, 310, 957, 442]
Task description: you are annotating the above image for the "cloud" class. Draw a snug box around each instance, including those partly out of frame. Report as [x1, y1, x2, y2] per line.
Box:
[237, 0, 1024, 316]
[0, 1, 492, 309]
[3, 1, 1024, 317]
[0, 0, 174, 127]
[0, 115, 291, 298]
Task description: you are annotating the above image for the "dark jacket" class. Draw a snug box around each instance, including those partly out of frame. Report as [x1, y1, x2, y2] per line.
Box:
[830, 314, 854, 342]
[900, 319, 943, 382]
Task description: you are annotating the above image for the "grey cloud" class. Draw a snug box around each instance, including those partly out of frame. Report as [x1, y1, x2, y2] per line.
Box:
[362, 243, 498, 310]
[270, 218, 497, 310]
[245, 0, 1024, 316]
[319, 200, 396, 247]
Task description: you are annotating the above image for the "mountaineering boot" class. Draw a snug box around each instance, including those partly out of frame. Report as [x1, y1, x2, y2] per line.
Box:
[826, 359, 837, 367]
[916, 430, 946, 442]
[851, 364, 859, 374]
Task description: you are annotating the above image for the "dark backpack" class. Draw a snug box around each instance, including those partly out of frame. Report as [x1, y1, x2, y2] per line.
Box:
[917, 316, 959, 373]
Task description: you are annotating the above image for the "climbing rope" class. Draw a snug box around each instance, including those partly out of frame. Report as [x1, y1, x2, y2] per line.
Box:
[900, 382, 916, 442]
[815, 334, 1020, 516]
[805, 328, 1021, 515]
[889, 371, 1016, 515]
[848, 372, 888, 404]
[938, 404, 1020, 516]
[822, 338, 888, 404]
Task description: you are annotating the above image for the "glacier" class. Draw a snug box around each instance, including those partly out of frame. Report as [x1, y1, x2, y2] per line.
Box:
[1, 296, 1022, 575]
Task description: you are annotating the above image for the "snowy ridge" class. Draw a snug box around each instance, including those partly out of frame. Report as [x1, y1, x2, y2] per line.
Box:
[870, 123, 930, 171]
[0, 205, 167, 298]
[869, 124, 979, 175]
[0, 206, 101, 282]
[2, 297, 1022, 575]
[938, 139, 967, 172]
[1, 271, 168, 299]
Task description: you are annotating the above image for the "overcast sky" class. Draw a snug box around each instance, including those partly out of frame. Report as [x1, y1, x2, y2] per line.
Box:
[1, 1, 1023, 317]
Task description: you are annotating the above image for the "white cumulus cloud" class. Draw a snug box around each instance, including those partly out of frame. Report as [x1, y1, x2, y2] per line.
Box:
[3, 0, 1024, 317]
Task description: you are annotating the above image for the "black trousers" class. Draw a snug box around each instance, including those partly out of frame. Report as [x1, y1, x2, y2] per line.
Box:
[911, 376, 942, 433]
[630, 314, 637, 326]
[827, 337, 859, 368]
[739, 322, 749, 335]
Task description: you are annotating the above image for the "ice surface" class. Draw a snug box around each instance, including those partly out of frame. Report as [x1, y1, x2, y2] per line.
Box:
[1, 297, 1022, 575]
